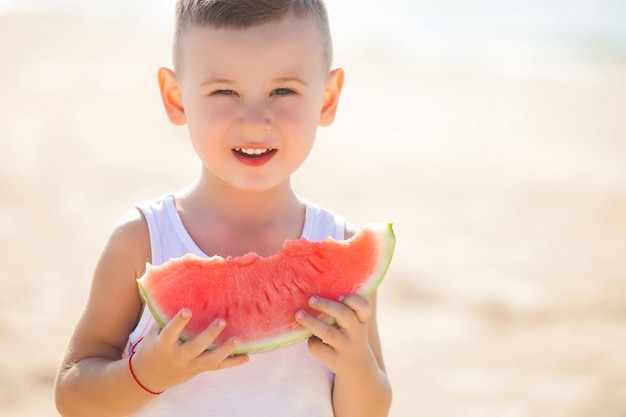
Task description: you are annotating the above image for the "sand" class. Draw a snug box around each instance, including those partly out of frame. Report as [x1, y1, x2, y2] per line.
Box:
[1, 11, 625, 417]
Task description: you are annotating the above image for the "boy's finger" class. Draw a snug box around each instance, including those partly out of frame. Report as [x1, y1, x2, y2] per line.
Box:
[309, 294, 371, 329]
[158, 309, 192, 345]
[180, 318, 227, 356]
[296, 309, 342, 347]
[198, 340, 250, 370]
[306, 296, 357, 330]
[338, 294, 372, 324]
[216, 352, 250, 370]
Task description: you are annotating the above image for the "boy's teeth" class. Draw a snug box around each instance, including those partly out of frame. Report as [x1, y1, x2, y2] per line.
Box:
[235, 148, 271, 155]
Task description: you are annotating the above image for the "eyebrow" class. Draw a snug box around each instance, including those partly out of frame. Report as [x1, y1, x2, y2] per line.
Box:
[273, 76, 309, 87]
[199, 76, 309, 88]
[199, 78, 236, 88]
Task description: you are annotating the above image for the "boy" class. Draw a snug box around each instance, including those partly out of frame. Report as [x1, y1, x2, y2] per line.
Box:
[54, 1, 392, 416]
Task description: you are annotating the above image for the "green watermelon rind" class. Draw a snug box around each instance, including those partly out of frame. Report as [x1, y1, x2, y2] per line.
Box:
[357, 222, 396, 298]
[137, 222, 395, 355]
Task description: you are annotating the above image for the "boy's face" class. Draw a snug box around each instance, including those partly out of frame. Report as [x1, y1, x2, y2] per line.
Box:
[160, 13, 343, 193]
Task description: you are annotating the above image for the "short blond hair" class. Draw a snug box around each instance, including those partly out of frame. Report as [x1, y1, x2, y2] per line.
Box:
[173, 0, 333, 72]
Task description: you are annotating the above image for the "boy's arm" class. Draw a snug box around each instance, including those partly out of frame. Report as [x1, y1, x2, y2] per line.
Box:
[54, 209, 248, 417]
[295, 224, 392, 417]
[331, 291, 392, 417]
[54, 208, 159, 417]
[298, 292, 392, 417]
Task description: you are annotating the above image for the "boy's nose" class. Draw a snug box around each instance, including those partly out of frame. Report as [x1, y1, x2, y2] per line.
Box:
[239, 104, 271, 136]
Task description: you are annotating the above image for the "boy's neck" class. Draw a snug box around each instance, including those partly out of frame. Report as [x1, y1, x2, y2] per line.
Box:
[177, 174, 303, 229]
[173, 173, 306, 257]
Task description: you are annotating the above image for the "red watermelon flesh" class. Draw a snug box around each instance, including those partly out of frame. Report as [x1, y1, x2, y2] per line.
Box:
[137, 222, 395, 354]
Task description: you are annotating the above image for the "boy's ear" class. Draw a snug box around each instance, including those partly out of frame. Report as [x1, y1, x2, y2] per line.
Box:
[158, 67, 186, 126]
[319, 68, 345, 127]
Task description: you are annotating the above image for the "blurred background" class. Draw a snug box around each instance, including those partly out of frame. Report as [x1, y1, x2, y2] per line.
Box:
[1, 1, 625, 416]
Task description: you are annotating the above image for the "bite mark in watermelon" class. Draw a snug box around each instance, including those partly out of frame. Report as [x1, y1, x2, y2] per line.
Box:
[137, 222, 395, 354]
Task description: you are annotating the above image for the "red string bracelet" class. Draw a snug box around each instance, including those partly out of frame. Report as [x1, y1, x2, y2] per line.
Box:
[128, 336, 164, 396]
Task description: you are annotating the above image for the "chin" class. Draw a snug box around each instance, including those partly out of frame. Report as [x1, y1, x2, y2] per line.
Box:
[227, 178, 291, 194]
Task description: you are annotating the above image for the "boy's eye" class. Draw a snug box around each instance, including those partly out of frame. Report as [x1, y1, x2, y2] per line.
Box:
[212, 89, 237, 96]
[272, 88, 295, 96]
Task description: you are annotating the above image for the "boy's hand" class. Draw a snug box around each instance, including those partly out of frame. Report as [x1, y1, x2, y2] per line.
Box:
[129, 309, 249, 394]
[295, 294, 376, 375]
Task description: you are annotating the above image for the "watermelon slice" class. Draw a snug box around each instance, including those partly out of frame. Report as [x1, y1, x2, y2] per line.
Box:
[137, 222, 395, 354]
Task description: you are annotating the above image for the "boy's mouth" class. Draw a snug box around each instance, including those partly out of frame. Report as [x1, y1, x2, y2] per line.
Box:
[232, 148, 277, 167]
[233, 148, 276, 158]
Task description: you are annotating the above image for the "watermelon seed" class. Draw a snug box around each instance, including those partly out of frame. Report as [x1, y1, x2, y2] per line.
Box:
[283, 282, 295, 295]
[306, 258, 323, 274]
[253, 300, 263, 314]
[292, 279, 305, 293]
[263, 290, 272, 305]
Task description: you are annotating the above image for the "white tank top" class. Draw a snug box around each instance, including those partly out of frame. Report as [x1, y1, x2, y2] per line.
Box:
[127, 194, 345, 417]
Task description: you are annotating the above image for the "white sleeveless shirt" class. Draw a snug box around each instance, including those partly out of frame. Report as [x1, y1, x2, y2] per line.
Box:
[127, 194, 345, 417]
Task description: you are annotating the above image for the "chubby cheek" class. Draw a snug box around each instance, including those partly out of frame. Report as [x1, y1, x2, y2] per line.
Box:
[274, 99, 321, 136]
[185, 123, 228, 171]
[188, 94, 234, 126]
[186, 102, 234, 146]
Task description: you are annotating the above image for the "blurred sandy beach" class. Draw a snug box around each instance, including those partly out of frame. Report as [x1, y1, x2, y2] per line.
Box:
[1, 3, 626, 416]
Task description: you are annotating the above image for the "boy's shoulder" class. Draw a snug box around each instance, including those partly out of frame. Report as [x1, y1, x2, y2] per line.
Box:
[102, 207, 151, 276]
[113, 206, 150, 238]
